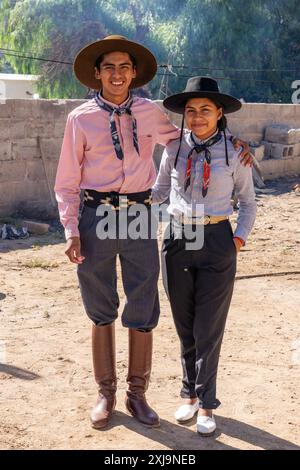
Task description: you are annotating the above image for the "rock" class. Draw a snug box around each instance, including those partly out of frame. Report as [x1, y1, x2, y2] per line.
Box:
[262, 141, 299, 159]
[22, 220, 50, 235]
[264, 124, 300, 144]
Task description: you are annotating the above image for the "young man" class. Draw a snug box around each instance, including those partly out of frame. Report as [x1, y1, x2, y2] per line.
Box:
[54, 35, 252, 430]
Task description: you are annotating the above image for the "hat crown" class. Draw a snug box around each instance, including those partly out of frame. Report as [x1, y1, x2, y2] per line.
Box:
[184, 76, 220, 94]
[103, 35, 127, 41]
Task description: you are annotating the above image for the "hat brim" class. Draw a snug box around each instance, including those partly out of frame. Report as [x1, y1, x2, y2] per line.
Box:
[163, 91, 242, 114]
[73, 38, 157, 90]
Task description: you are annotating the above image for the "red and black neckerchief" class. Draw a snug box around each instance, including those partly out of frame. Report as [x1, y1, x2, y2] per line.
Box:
[184, 131, 222, 197]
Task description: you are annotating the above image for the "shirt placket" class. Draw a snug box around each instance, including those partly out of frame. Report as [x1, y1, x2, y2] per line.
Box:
[190, 152, 205, 215]
[119, 114, 136, 191]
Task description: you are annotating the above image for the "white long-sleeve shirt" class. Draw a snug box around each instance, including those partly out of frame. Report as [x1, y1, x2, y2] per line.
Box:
[152, 131, 257, 242]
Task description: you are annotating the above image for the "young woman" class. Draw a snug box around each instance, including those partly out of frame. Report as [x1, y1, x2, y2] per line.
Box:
[152, 76, 257, 436]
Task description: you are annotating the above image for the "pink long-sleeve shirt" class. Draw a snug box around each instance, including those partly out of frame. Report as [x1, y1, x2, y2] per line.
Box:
[54, 95, 180, 239]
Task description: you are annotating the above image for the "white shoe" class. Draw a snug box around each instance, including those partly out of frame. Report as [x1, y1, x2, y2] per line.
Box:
[174, 401, 199, 423]
[197, 415, 216, 435]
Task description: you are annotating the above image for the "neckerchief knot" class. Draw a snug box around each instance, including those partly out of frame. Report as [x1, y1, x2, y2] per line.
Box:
[184, 131, 222, 197]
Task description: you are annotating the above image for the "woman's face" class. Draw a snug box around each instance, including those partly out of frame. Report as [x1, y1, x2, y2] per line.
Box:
[184, 97, 222, 140]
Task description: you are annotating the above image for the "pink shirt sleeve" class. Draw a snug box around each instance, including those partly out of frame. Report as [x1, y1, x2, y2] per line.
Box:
[152, 102, 181, 146]
[54, 113, 86, 240]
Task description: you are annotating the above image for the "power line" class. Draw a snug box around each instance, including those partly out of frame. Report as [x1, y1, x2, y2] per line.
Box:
[0, 49, 72, 65]
[1, 47, 299, 74]
[0, 48, 299, 84]
[160, 64, 299, 73]
[156, 73, 295, 84]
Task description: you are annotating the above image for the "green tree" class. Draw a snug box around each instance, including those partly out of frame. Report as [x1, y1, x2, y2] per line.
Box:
[1, 0, 299, 101]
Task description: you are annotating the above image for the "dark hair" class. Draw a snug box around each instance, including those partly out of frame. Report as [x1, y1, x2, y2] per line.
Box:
[210, 99, 228, 164]
[207, 98, 227, 131]
[94, 52, 137, 70]
[217, 115, 227, 131]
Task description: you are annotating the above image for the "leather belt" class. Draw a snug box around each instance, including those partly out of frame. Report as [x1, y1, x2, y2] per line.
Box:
[177, 215, 229, 226]
[83, 189, 152, 210]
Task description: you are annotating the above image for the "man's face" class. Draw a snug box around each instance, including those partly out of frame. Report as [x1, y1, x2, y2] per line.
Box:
[94, 51, 137, 103]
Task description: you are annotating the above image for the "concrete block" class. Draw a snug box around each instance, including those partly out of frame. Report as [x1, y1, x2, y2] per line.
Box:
[0, 101, 12, 118]
[293, 104, 300, 119]
[0, 180, 50, 207]
[0, 142, 12, 161]
[11, 139, 40, 160]
[39, 138, 63, 160]
[65, 100, 86, 115]
[260, 157, 300, 180]
[25, 160, 45, 182]
[262, 141, 297, 159]
[10, 120, 26, 140]
[0, 119, 11, 139]
[26, 121, 55, 139]
[38, 99, 67, 120]
[10, 99, 40, 119]
[0, 160, 26, 183]
[246, 103, 277, 120]
[278, 104, 296, 120]
[45, 159, 59, 185]
[228, 103, 256, 119]
[249, 144, 265, 162]
[22, 220, 50, 234]
[264, 124, 300, 144]
[54, 121, 67, 138]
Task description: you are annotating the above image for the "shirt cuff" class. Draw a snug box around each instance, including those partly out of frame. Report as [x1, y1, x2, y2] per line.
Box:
[233, 236, 245, 246]
[233, 226, 248, 244]
[65, 227, 79, 240]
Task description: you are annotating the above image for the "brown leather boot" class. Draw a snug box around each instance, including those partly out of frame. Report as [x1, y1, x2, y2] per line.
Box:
[125, 329, 160, 427]
[90, 322, 117, 429]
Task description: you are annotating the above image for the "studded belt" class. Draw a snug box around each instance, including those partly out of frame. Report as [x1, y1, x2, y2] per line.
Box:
[83, 189, 152, 210]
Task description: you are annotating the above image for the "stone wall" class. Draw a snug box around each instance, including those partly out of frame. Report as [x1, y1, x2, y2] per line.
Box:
[1, 99, 300, 218]
[0, 99, 83, 218]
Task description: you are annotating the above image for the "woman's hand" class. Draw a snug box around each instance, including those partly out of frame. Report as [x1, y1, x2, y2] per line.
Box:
[233, 237, 244, 253]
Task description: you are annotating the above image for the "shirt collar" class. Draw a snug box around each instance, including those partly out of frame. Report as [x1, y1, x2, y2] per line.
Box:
[98, 91, 132, 108]
[191, 129, 219, 146]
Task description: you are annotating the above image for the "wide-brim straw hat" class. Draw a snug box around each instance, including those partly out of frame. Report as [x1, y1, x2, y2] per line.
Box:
[73, 35, 157, 90]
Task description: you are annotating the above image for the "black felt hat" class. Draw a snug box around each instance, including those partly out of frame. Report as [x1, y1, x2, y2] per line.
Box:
[163, 76, 242, 114]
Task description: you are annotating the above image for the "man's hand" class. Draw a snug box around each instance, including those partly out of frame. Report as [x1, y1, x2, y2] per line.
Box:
[65, 236, 85, 264]
[232, 137, 253, 167]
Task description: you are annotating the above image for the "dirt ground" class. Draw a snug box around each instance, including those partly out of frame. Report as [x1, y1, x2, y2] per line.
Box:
[0, 176, 299, 450]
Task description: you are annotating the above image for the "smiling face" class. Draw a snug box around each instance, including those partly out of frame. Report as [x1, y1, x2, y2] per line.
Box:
[184, 97, 223, 140]
[94, 51, 137, 104]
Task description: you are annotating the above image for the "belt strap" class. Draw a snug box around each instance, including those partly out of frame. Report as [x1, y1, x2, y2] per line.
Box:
[83, 189, 152, 209]
[178, 215, 228, 225]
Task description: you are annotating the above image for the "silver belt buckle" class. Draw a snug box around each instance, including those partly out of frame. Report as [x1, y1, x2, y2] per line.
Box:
[119, 195, 129, 209]
[194, 215, 210, 225]
[202, 215, 211, 225]
[183, 215, 210, 225]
